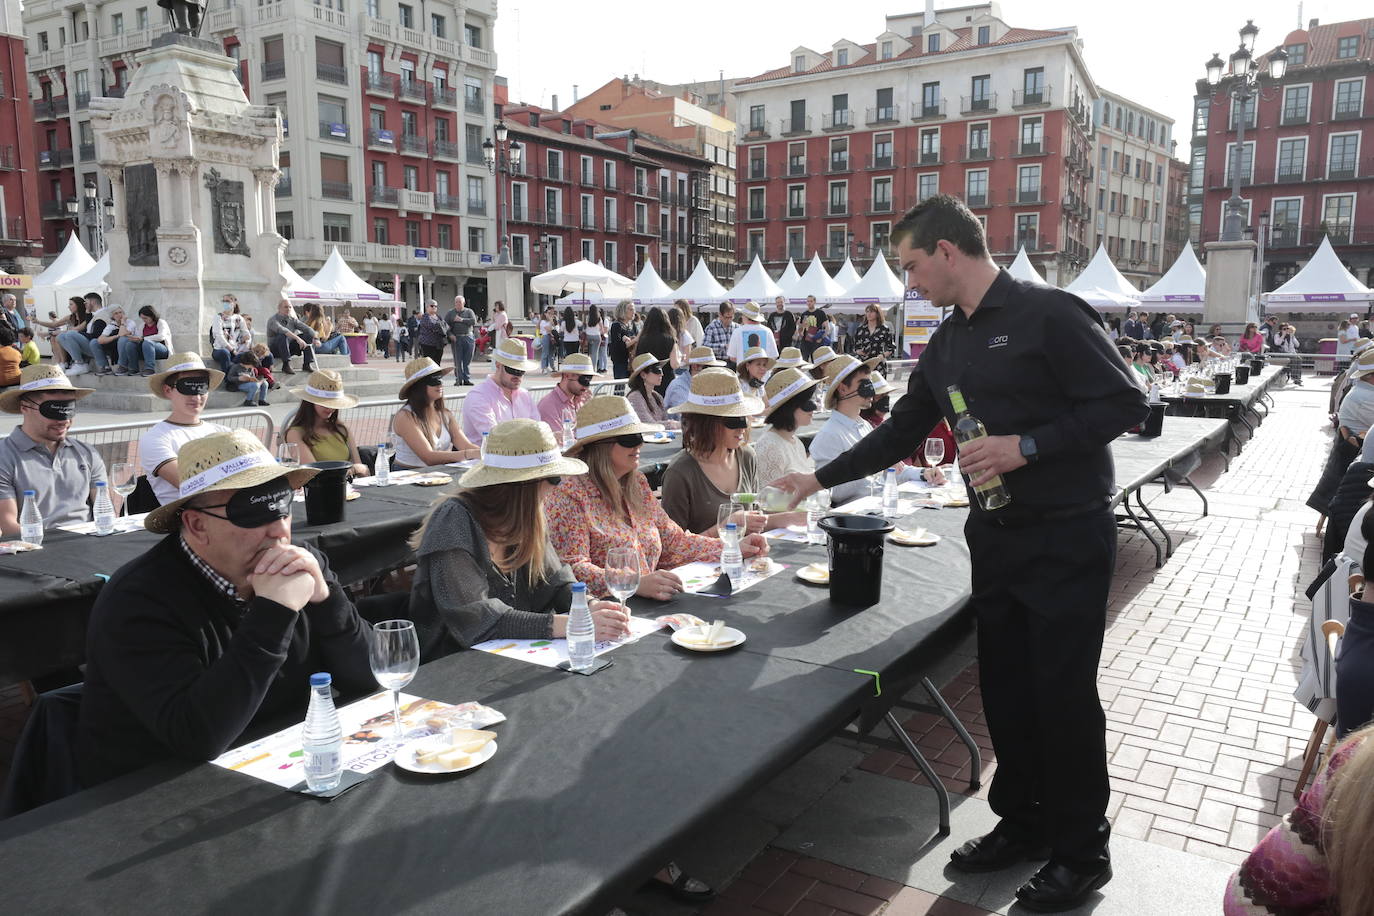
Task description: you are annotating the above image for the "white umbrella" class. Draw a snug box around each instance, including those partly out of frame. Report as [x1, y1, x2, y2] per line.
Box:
[530, 259, 635, 300]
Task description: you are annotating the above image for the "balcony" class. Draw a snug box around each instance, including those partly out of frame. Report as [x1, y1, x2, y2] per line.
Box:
[911, 100, 946, 122]
[912, 147, 944, 167]
[822, 110, 853, 131]
[1328, 161, 1357, 180]
[864, 197, 894, 215]
[1207, 170, 1252, 189]
[432, 86, 457, 109]
[320, 121, 351, 142]
[958, 190, 992, 208]
[38, 148, 73, 169]
[863, 154, 893, 170]
[370, 185, 400, 207]
[1280, 109, 1309, 126]
[433, 139, 459, 160]
[577, 171, 600, 188]
[467, 199, 487, 215]
[41, 200, 69, 220]
[399, 189, 433, 215]
[0, 218, 24, 243]
[435, 194, 461, 212]
[207, 4, 243, 32]
[275, 177, 293, 197]
[0, 146, 15, 170]
[321, 180, 353, 200]
[960, 94, 998, 115]
[74, 91, 90, 110]
[786, 160, 809, 177]
[779, 116, 812, 136]
[1334, 100, 1365, 121]
[1013, 141, 1046, 157]
[827, 155, 851, 174]
[465, 95, 485, 114]
[262, 60, 285, 81]
[865, 106, 897, 125]
[398, 80, 427, 103]
[631, 221, 656, 237]
[540, 164, 570, 183]
[33, 98, 68, 120]
[960, 142, 994, 161]
[366, 71, 397, 98]
[316, 62, 348, 85]
[580, 214, 597, 230]
[1274, 166, 1305, 183]
[743, 121, 771, 140]
[105, 85, 127, 99]
[630, 181, 654, 198]
[78, 143, 95, 162]
[367, 127, 396, 150]
[826, 200, 850, 217]
[400, 134, 428, 156]
[1009, 185, 1045, 205]
[745, 162, 770, 180]
[1012, 86, 1052, 109]
[780, 204, 806, 220]
[603, 175, 620, 192]
[743, 206, 768, 222]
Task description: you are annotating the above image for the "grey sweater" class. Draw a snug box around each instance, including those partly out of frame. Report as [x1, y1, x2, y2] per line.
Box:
[409, 496, 574, 658]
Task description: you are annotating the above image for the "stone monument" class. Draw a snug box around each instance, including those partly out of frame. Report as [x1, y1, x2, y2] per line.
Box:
[90, 29, 285, 349]
[1203, 239, 1259, 336]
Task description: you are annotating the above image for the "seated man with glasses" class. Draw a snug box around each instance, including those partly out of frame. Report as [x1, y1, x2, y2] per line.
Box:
[537, 352, 599, 442]
[0, 364, 106, 537]
[76, 429, 374, 787]
[460, 338, 541, 443]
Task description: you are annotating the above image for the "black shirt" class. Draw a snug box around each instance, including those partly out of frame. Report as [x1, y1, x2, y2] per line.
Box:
[768, 309, 797, 348]
[609, 320, 639, 363]
[816, 270, 1148, 514]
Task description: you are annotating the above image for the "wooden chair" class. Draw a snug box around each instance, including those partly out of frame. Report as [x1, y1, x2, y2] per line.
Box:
[1294, 619, 1346, 799]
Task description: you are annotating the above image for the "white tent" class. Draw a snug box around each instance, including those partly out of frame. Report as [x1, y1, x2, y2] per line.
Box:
[846, 254, 906, 304]
[281, 260, 314, 298]
[671, 257, 729, 304]
[26, 235, 104, 314]
[1007, 247, 1049, 286]
[788, 254, 846, 303]
[1140, 243, 1207, 302]
[291, 248, 398, 302]
[554, 260, 669, 306]
[776, 260, 803, 297]
[531, 259, 635, 302]
[1067, 287, 1138, 311]
[1065, 244, 1141, 299]
[1265, 236, 1374, 303]
[832, 258, 863, 292]
[726, 255, 783, 303]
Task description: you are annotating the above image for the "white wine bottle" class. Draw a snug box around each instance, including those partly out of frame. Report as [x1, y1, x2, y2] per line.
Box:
[946, 385, 1012, 510]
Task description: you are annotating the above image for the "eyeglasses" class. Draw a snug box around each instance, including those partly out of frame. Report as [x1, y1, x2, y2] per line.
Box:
[612, 433, 645, 448]
[421, 375, 444, 388]
[643, 367, 663, 376]
[542, 476, 562, 488]
[721, 416, 748, 430]
[575, 375, 593, 387]
[186, 482, 293, 529]
[503, 366, 526, 378]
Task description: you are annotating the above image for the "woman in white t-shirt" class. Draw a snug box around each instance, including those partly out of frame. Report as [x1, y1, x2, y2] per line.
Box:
[491, 301, 509, 348]
[583, 304, 607, 372]
[560, 306, 583, 358]
[363, 312, 380, 355]
[675, 299, 704, 347]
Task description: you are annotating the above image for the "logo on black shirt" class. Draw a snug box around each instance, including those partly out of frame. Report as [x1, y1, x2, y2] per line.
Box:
[988, 335, 1009, 349]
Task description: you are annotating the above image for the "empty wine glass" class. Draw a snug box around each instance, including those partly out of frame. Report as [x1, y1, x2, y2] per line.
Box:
[369, 619, 419, 739]
[110, 461, 136, 519]
[923, 438, 945, 469]
[604, 546, 641, 620]
[277, 442, 303, 501]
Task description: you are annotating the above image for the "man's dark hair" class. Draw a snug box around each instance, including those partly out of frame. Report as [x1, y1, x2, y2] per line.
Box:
[890, 194, 988, 258]
[17, 327, 33, 340]
[0, 327, 14, 347]
[718, 301, 733, 316]
[85, 291, 103, 306]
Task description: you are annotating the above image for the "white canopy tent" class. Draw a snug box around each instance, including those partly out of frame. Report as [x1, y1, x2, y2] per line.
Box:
[25, 235, 104, 315]
[1064, 243, 1140, 312]
[280, 260, 314, 299]
[788, 254, 846, 304]
[554, 260, 671, 306]
[776, 260, 803, 298]
[530, 259, 635, 303]
[1264, 236, 1374, 304]
[845, 254, 906, 305]
[288, 248, 398, 302]
[1140, 243, 1207, 303]
[726, 255, 784, 303]
[670, 257, 729, 304]
[832, 258, 863, 292]
[1006, 247, 1049, 286]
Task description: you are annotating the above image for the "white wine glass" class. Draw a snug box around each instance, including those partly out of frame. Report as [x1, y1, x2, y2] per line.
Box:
[369, 619, 419, 739]
[110, 461, 136, 519]
[277, 442, 303, 501]
[923, 438, 945, 470]
[604, 546, 641, 620]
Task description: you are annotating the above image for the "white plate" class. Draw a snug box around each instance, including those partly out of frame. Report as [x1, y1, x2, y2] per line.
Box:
[797, 563, 829, 585]
[671, 625, 746, 652]
[394, 736, 497, 775]
[889, 528, 940, 546]
[643, 433, 674, 444]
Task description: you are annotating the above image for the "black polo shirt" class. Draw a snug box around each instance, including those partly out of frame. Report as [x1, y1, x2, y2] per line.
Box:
[816, 269, 1148, 513]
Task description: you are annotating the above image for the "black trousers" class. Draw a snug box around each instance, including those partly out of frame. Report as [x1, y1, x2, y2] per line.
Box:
[966, 507, 1116, 866]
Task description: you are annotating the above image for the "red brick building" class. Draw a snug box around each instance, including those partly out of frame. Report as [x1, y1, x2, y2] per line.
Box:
[0, 0, 41, 270]
[1191, 17, 1374, 288]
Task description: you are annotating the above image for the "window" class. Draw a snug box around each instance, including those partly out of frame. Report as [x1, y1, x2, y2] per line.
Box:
[434, 118, 449, 143]
[366, 0, 377, 15]
[965, 169, 988, 206]
[1016, 164, 1041, 202]
[545, 188, 560, 222]
[400, 110, 417, 137]
[371, 160, 386, 188]
[111, 13, 123, 33]
[787, 185, 804, 217]
[977, 25, 989, 44]
[828, 181, 847, 216]
[872, 176, 893, 211]
[1224, 141, 1254, 182]
[580, 239, 593, 262]
[917, 173, 938, 201]
[748, 105, 765, 132]
[1335, 79, 1364, 118]
[927, 33, 940, 53]
[787, 227, 805, 260]
[464, 77, 483, 113]
[1282, 85, 1310, 123]
[874, 87, 893, 121]
[430, 13, 445, 37]
[827, 226, 847, 258]
[436, 224, 451, 249]
[880, 40, 892, 59]
[1099, 145, 1108, 168]
[789, 99, 806, 131]
[836, 49, 848, 66]
[403, 164, 418, 190]
[1328, 133, 1359, 178]
[1016, 213, 1039, 247]
[511, 235, 527, 265]
[1276, 137, 1306, 181]
[406, 220, 421, 247]
[435, 171, 449, 198]
[320, 152, 349, 198]
[748, 229, 765, 260]
[464, 24, 482, 47]
[748, 187, 765, 220]
[919, 127, 940, 164]
[400, 60, 416, 89]
[747, 147, 766, 180]
[318, 95, 348, 139]
[830, 93, 848, 127]
[1229, 95, 1256, 129]
[968, 123, 989, 157]
[829, 137, 848, 170]
[603, 197, 617, 231]
[1270, 198, 1301, 244]
[1323, 194, 1354, 243]
[1022, 68, 1044, 103]
[36, 32, 48, 51]
[602, 240, 617, 270]
[466, 175, 485, 205]
[580, 155, 594, 184]
[1284, 43, 1307, 66]
[276, 210, 294, 240]
[1336, 36, 1359, 59]
[970, 75, 991, 109]
[603, 160, 617, 189]
[872, 134, 892, 168]
[322, 212, 351, 242]
[397, 3, 412, 27]
[793, 54, 806, 73]
[1019, 117, 1042, 153]
[373, 217, 389, 244]
[1192, 97, 1209, 136]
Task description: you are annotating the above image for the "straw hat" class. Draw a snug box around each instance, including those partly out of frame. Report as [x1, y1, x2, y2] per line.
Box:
[290, 369, 359, 410]
[145, 428, 318, 533]
[147, 352, 226, 399]
[565, 395, 664, 455]
[736, 300, 764, 322]
[774, 346, 810, 370]
[763, 366, 821, 416]
[1351, 347, 1374, 380]
[738, 346, 774, 371]
[1183, 377, 1211, 396]
[398, 357, 452, 397]
[628, 352, 669, 384]
[457, 419, 587, 489]
[822, 355, 873, 408]
[809, 346, 840, 370]
[491, 338, 539, 372]
[1175, 337, 1196, 346]
[667, 367, 764, 417]
[685, 346, 725, 368]
[870, 371, 898, 399]
[556, 353, 601, 377]
[0, 364, 95, 413]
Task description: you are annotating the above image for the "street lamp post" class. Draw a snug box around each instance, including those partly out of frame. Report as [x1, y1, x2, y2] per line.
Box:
[83, 176, 114, 257]
[1204, 20, 1287, 242]
[481, 120, 523, 266]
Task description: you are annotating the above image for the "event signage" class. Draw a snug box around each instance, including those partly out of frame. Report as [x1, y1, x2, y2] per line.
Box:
[413, 248, 429, 261]
[0, 275, 33, 289]
[902, 288, 943, 355]
[329, 122, 349, 139]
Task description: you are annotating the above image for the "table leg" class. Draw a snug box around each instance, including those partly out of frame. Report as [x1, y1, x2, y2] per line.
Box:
[884, 710, 951, 836]
[921, 676, 982, 791]
[1134, 487, 1174, 558]
[1120, 496, 1164, 567]
[1180, 475, 1209, 517]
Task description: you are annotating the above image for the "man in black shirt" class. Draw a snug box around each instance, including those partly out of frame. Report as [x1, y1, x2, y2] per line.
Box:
[773, 196, 1147, 912]
[767, 295, 797, 349]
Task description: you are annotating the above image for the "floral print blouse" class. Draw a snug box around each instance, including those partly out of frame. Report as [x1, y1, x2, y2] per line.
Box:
[850, 323, 896, 366]
[545, 472, 721, 596]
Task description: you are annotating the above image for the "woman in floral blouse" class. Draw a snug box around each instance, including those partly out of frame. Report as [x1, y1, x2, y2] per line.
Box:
[545, 395, 767, 601]
[848, 304, 896, 373]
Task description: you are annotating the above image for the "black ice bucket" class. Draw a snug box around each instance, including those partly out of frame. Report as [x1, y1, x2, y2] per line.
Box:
[1234, 363, 1250, 385]
[1140, 403, 1167, 437]
[303, 460, 351, 525]
[1213, 372, 1232, 395]
[1250, 355, 1265, 375]
[818, 514, 894, 607]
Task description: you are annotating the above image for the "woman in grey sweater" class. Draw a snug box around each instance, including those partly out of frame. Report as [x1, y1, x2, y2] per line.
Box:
[407, 418, 630, 658]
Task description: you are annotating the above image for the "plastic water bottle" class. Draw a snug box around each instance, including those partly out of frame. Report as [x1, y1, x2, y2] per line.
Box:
[565, 582, 596, 672]
[19, 489, 42, 546]
[806, 492, 825, 545]
[375, 443, 391, 484]
[301, 672, 343, 792]
[93, 482, 116, 535]
[721, 521, 744, 590]
[480, 431, 489, 457]
[882, 467, 900, 514]
[562, 409, 576, 448]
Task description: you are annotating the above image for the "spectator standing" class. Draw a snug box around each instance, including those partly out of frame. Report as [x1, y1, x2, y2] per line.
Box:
[797, 296, 829, 360]
[362, 310, 379, 355]
[849, 304, 897, 373]
[560, 306, 583, 358]
[725, 301, 778, 365]
[634, 307, 677, 396]
[376, 312, 393, 358]
[674, 299, 704, 347]
[584, 304, 607, 372]
[701, 302, 735, 364]
[490, 301, 509, 349]
[415, 300, 446, 364]
[608, 302, 640, 380]
[445, 295, 478, 385]
[768, 296, 797, 349]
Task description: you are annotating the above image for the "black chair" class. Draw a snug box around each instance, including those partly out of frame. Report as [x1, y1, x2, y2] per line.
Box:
[126, 475, 160, 515]
[356, 591, 411, 626]
[0, 682, 84, 819]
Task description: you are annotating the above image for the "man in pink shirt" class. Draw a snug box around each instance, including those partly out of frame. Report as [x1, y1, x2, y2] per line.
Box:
[460, 338, 540, 443]
[538, 352, 599, 442]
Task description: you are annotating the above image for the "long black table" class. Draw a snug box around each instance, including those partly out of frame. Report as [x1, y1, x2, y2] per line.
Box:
[1161, 365, 1284, 454]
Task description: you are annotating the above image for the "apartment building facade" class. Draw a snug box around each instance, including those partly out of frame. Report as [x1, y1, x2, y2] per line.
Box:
[1091, 90, 1176, 289]
[0, 0, 40, 271]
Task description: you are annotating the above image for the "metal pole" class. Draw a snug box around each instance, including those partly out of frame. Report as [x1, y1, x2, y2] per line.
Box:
[496, 151, 511, 265]
[1223, 82, 1248, 241]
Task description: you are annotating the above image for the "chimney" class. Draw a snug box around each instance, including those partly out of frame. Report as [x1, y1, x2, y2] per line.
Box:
[573, 84, 579, 102]
[552, 93, 559, 111]
[925, 0, 936, 28]
[1309, 18, 1319, 29]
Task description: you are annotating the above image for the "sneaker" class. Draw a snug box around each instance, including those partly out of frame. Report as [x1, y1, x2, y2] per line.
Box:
[241, 400, 256, 407]
[67, 363, 89, 376]
[257, 399, 271, 406]
[113, 366, 130, 376]
[95, 366, 112, 376]
[140, 368, 156, 377]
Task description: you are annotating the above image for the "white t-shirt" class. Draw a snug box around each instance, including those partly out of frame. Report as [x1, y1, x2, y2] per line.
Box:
[562, 320, 582, 343]
[138, 419, 229, 505]
[726, 323, 779, 362]
[364, 317, 379, 335]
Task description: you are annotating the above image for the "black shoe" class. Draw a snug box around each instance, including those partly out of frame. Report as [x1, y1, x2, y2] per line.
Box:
[281, 365, 296, 375]
[949, 830, 1051, 874]
[1014, 861, 1112, 913]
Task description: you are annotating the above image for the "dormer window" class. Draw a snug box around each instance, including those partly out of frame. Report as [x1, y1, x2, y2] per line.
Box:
[794, 54, 806, 72]
[1284, 43, 1306, 66]
[977, 25, 989, 44]
[837, 49, 848, 65]
[880, 40, 893, 59]
[927, 33, 940, 52]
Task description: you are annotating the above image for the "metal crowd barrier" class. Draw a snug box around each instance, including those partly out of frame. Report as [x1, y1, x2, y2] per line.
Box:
[72, 409, 278, 478]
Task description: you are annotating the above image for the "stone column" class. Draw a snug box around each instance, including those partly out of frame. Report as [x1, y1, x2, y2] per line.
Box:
[1203, 240, 1258, 336]
[251, 167, 278, 236]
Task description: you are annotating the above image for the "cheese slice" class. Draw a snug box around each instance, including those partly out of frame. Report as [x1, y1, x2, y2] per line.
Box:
[706, 620, 726, 646]
[447, 728, 497, 747]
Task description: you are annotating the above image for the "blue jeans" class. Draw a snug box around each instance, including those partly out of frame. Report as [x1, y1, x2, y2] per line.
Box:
[211, 347, 233, 374]
[316, 334, 348, 356]
[116, 338, 168, 371]
[236, 380, 268, 403]
[57, 330, 92, 366]
[586, 337, 604, 372]
[452, 335, 474, 383]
